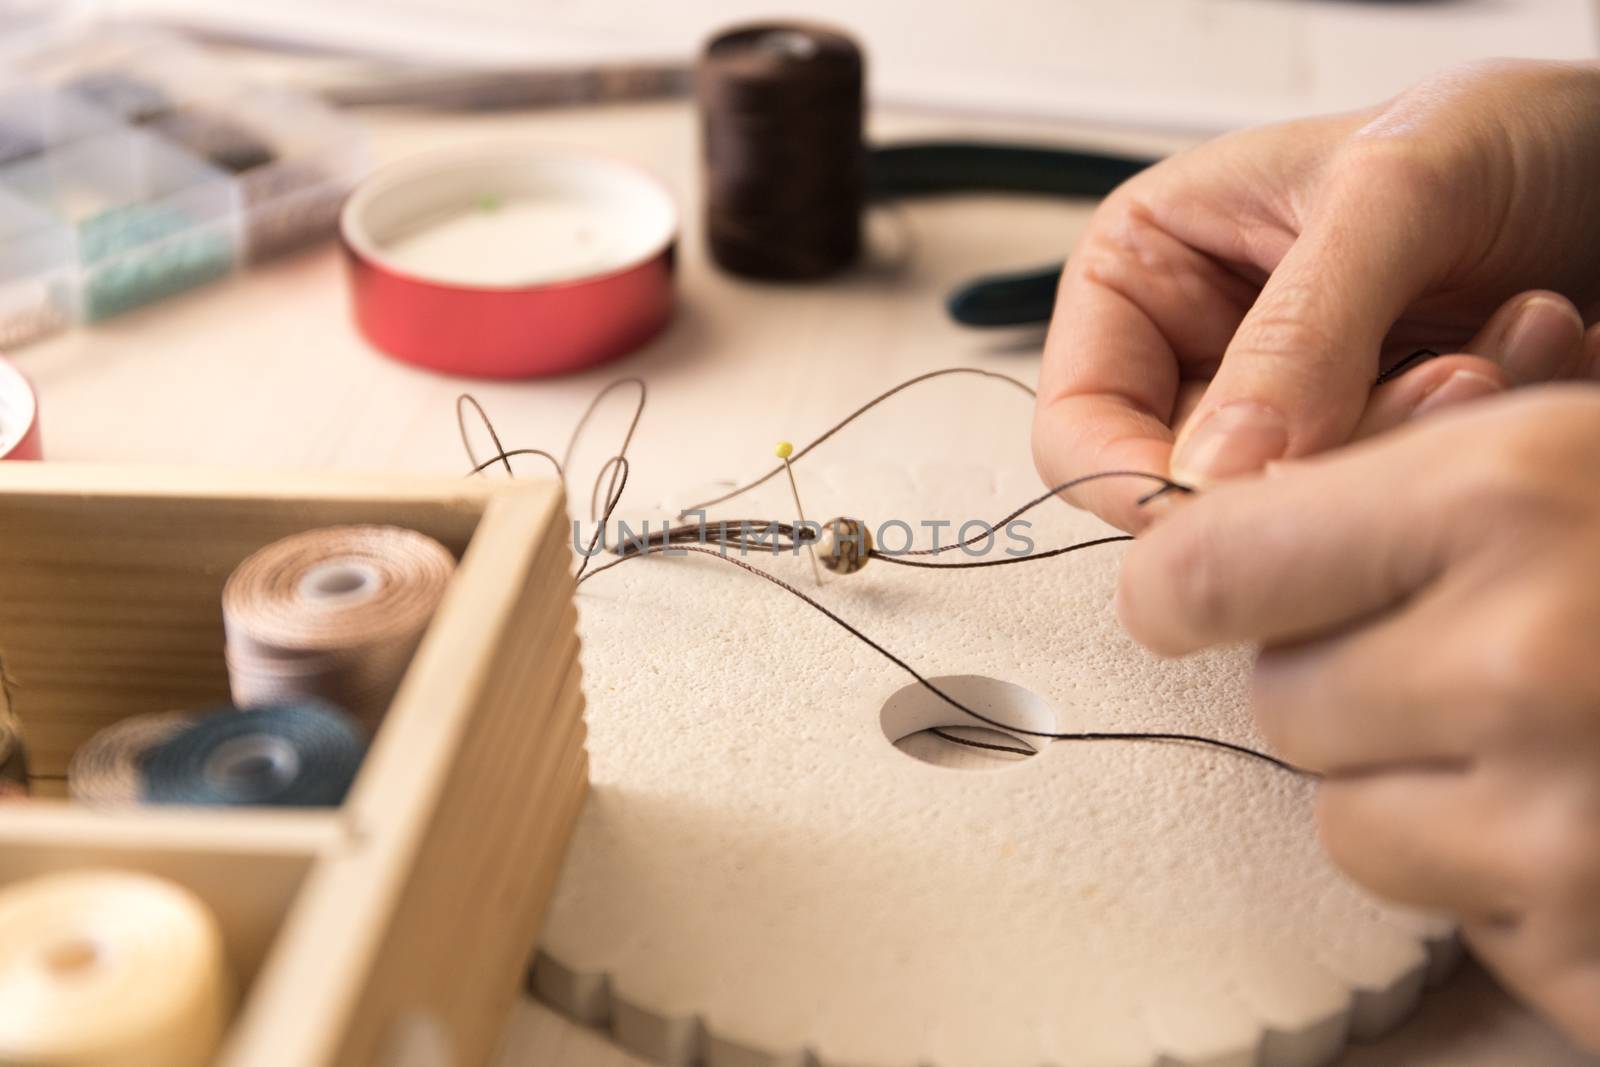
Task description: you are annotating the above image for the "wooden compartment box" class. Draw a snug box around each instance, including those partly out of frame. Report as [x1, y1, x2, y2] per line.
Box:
[0, 464, 587, 1067]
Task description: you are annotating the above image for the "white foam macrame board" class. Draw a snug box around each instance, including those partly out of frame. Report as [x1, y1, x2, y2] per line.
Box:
[537, 461, 1457, 1067]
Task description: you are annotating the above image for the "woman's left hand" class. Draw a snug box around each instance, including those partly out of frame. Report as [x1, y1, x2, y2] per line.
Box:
[1116, 385, 1600, 1049]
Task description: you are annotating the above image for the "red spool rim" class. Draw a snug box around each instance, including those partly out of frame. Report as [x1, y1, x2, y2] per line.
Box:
[339, 144, 679, 378]
[0, 358, 39, 461]
[340, 144, 679, 295]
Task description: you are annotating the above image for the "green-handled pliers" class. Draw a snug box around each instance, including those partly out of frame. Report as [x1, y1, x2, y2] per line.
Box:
[868, 141, 1157, 327]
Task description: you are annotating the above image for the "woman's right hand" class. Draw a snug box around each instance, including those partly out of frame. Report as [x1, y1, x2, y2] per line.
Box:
[1033, 60, 1600, 531]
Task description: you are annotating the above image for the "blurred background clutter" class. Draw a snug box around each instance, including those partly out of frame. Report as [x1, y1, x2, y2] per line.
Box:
[90, 0, 1600, 129]
[0, 0, 1594, 356]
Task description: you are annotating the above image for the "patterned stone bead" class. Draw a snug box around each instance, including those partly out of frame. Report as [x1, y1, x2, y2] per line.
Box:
[818, 517, 871, 574]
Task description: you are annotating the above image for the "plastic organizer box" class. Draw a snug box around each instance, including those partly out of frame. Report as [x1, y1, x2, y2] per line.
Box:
[0, 29, 370, 346]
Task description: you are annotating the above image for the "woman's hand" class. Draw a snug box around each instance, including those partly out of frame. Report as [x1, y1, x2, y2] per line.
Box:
[1117, 387, 1600, 1049]
[1034, 60, 1600, 531]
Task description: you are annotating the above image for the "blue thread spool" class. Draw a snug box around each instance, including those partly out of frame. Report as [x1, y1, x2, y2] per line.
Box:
[142, 702, 364, 808]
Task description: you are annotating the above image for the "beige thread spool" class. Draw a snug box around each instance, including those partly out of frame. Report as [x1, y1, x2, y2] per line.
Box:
[0, 869, 234, 1067]
[68, 712, 196, 807]
[223, 525, 455, 732]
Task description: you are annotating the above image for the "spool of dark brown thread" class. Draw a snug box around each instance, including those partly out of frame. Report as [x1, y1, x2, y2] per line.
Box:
[698, 23, 865, 280]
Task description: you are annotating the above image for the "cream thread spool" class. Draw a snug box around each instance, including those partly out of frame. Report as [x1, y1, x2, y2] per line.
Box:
[68, 712, 195, 807]
[223, 525, 455, 732]
[0, 869, 233, 1067]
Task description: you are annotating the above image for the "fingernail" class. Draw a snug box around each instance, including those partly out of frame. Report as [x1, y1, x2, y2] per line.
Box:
[1170, 402, 1288, 486]
[1412, 368, 1502, 416]
[1500, 296, 1583, 382]
[1134, 487, 1189, 524]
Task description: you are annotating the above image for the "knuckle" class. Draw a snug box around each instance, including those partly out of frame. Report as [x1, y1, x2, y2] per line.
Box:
[1503, 801, 1590, 897]
[1476, 415, 1573, 497]
[1436, 393, 1600, 538]
[1313, 786, 1444, 909]
[1538, 835, 1600, 906]
[1468, 597, 1600, 762]
[1075, 193, 1171, 285]
[1157, 520, 1238, 646]
[1116, 525, 1228, 654]
[1232, 285, 1342, 365]
[1324, 136, 1465, 231]
[1521, 768, 1600, 894]
[1330, 136, 1456, 211]
[1472, 595, 1580, 736]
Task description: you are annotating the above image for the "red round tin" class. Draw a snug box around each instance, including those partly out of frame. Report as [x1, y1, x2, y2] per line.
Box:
[340, 146, 677, 379]
[0, 358, 41, 461]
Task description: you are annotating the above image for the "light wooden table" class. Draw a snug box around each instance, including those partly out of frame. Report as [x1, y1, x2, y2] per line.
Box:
[13, 98, 1599, 1067]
